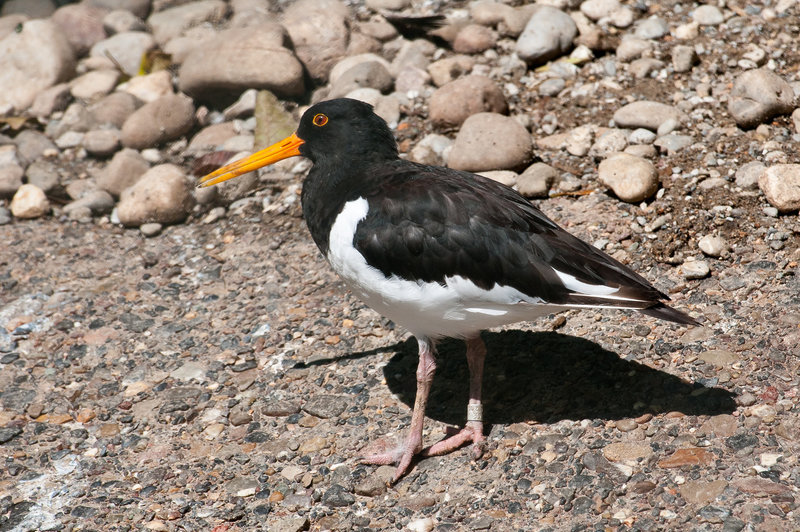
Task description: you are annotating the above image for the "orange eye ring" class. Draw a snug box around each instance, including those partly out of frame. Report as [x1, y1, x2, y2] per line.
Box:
[312, 113, 328, 127]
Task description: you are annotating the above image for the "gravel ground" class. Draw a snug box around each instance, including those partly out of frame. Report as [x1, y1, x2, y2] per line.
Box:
[3, 0, 800, 531]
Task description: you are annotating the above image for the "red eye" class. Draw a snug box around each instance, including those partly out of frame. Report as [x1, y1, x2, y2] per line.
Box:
[313, 113, 328, 127]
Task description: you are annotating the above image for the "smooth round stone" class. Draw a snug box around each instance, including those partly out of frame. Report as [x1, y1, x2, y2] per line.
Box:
[117, 164, 196, 226]
[565, 125, 593, 157]
[515, 6, 577, 65]
[698, 235, 728, 257]
[614, 101, 686, 131]
[629, 128, 656, 145]
[539, 78, 566, 97]
[672, 45, 698, 72]
[140, 222, 163, 237]
[758, 164, 800, 213]
[634, 16, 669, 39]
[692, 5, 724, 25]
[728, 69, 794, 129]
[453, 24, 496, 54]
[517, 162, 557, 198]
[10, 184, 50, 219]
[580, 0, 621, 21]
[448, 113, 532, 172]
[590, 129, 628, 158]
[597, 152, 659, 203]
[615, 419, 638, 432]
[682, 260, 711, 280]
[616, 37, 652, 62]
[83, 129, 121, 157]
[429, 75, 507, 128]
[121, 94, 195, 149]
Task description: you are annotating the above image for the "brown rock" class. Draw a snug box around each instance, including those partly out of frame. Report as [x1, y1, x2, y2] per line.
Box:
[733, 477, 791, 496]
[51, 3, 108, 57]
[453, 24, 496, 54]
[602, 441, 653, 462]
[283, 0, 350, 83]
[121, 93, 195, 149]
[117, 164, 195, 226]
[429, 75, 508, 128]
[657, 447, 713, 468]
[679, 479, 727, 505]
[758, 164, 800, 213]
[97, 148, 150, 197]
[448, 113, 532, 172]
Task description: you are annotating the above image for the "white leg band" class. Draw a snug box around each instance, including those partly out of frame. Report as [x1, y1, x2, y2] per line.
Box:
[467, 403, 483, 423]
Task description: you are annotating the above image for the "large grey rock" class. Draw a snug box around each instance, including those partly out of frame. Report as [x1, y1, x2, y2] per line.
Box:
[97, 148, 150, 197]
[51, 4, 107, 57]
[448, 113, 532, 172]
[90, 31, 156, 77]
[728, 69, 795, 129]
[516, 6, 577, 65]
[179, 23, 304, 99]
[0, 20, 76, 112]
[282, 0, 349, 83]
[429, 75, 508, 128]
[598, 152, 659, 203]
[117, 164, 196, 226]
[758, 164, 800, 213]
[121, 93, 195, 149]
[147, 0, 226, 45]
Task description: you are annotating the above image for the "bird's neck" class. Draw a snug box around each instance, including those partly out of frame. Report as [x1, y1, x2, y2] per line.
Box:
[301, 157, 376, 255]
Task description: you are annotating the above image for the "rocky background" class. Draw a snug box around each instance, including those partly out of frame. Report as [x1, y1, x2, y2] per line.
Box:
[1, 0, 800, 530]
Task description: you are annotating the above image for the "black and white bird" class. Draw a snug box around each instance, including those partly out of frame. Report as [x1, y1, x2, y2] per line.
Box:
[199, 98, 698, 483]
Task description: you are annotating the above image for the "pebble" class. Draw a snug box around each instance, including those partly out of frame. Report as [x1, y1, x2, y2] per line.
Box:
[628, 128, 656, 145]
[597, 152, 659, 203]
[580, 0, 621, 21]
[103, 9, 148, 34]
[698, 349, 738, 367]
[97, 148, 150, 197]
[672, 45, 698, 72]
[89, 92, 141, 129]
[0, 20, 75, 113]
[179, 24, 305, 99]
[634, 16, 669, 39]
[517, 162, 557, 198]
[140, 222, 163, 237]
[428, 75, 507, 128]
[83, 129, 121, 157]
[427, 55, 475, 87]
[516, 6, 577, 65]
[63, 189, 115, 216]
[409, 134, 453, 165]
[453, 24, 496, 54]
[590, 129, 628, 158]
[70, 69, 120, 101]
[328, 59, 393, 99]
[119, 71, 174, 103]
[301, 395, 347, 419]
[728, 69, 794, 128]
[653, 134, 693, 154]
[657, 447, 713, 468]
[758, 164, 800, 213]
[480, 170, 517, 187]
[681, 260, 710, 280]
[679, 480, 727, 505]
[565, 125, 593, 157]
[117, 164, 196, 227]
[0, 163, 24, 198]
[602, 441, 653, 462]
[448, 113, 532, 172]
[698, 234, 728, 257]
[616, 37, 652, 62]
[692, 5, 725, 25]
[121, 94, 196, 149]
[321, 484, 355, 507]
[147, 0, 227, 45]
[10, 184, 50, 219]
[615, 419, 637, 432]
[538, 78, 565, 96]
[613, 101, 686, 131]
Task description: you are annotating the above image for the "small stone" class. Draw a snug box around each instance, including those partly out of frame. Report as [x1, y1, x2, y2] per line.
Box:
[302, 395, 347, 419]
[479, 170, 517, 187]
[0, 426, 22, 444]
[602, 441, 653, 462]
[117, 164, 195, 226]
[735, 161, 765, 190]
[615, 419, 638, 432]
[97, 148, 150, 197]
[70, 70, 120, 100]
[427, 55, 475, 87]
[429, 75, 507, 128]
[728, 69, 794, 129]
[516, 6, 578, 66]
[517, 162, 557, 198]
[613, 101, 686, 131]
[104, 9, 148, 34]
[598, 152, 659, 203]
[616, 37, 652, 62]
[658, 447, 713, 468]
[672, 45, 698, 72]
[698, 349, 738, 367]
[10, 184, 50, 219]
[538, 78, 566, 97]
[140, 222, 163, 237]
[634, 16, 669, 39]
[758, 164, 800, 213]
[83, 129, 121, 157]
[407, 518, 436, 532]
[0, 163, 24, 198]
[453, 24, 496, 54]
[90, 31, 157, 77]
[629, 128, 656, 145]
[448, 113, 532, 172]
[580, 0, 621, 21]
[321, 484, 355, 507]
[565, 125, 593, 157]
[118, 70, 174, 103]
[698, 235, 727, 257]
[121, 94, 195, 149]
[55, 131, 85, 149]
[732, 477, 790, 496]
[692, 5, 724, 25]
[679, 480, 727, 505]
[590, 129, 628, 158]
[654, 134, 693, 154]
[681, 260, 710, 280]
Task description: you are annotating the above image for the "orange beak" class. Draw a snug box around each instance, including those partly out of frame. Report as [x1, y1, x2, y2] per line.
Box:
[197, 132, 305, 187]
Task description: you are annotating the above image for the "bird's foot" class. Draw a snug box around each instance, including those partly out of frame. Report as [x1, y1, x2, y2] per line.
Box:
[360, 432, 423, 484]
[422, 420, 485, 460]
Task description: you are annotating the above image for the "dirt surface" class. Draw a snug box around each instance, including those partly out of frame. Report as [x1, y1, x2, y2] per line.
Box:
[3, 0, 800, 530]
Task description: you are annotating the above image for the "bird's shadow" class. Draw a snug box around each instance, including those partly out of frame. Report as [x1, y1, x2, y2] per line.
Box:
[378, 330, 737, 426]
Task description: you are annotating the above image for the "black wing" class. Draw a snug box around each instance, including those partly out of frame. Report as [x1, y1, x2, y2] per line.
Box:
[352, 160, 696, 324]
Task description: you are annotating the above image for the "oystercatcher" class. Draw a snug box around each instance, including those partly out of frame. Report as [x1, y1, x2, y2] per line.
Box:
[199, 98, 698, 483]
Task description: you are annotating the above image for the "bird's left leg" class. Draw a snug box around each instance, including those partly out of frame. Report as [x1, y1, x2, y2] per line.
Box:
[423, 335, 486, 459]
[361, 337, 437, 483]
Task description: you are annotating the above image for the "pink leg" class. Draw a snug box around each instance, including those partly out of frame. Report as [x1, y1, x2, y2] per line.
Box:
[361, 337, 437, 483]
[423, 336, 486, 458]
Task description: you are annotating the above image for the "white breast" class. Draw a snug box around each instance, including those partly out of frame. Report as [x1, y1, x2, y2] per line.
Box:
[326, 198, 557, 339]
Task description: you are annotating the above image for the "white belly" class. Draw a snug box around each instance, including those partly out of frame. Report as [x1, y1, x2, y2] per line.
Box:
[326, 198, 559, 339]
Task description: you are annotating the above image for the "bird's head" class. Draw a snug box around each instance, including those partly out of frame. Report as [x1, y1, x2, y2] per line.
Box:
[198, 98, 398, 188]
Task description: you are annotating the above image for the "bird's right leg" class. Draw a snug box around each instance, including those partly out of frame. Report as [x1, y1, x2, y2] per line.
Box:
[360, 337, 436, 483]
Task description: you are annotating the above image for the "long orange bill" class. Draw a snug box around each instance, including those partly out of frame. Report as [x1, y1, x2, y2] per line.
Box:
[197, 132, 305, 187]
